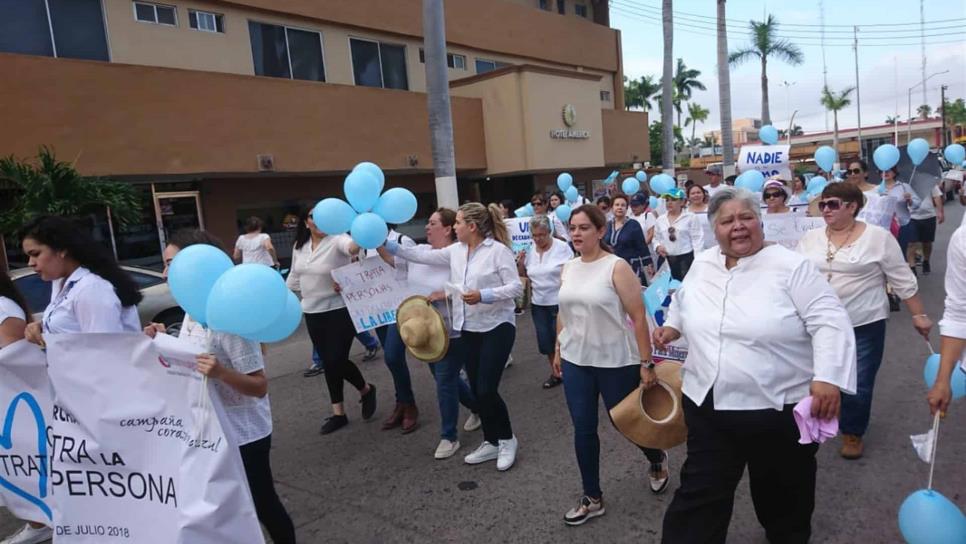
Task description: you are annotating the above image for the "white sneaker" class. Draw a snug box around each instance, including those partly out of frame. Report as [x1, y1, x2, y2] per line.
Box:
[1, 524, 52, 544]
[648, 450, 670, 494]
[505, 354, 514, 368]
[463, 413, 482, 432]
[434, 439, 461, 460]
[464, 441, 499, 464]
[497, 435, 518, 471]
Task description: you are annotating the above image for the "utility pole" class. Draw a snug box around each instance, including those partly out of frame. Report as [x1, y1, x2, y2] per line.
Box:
[819, 0, 829, 131]
[853, 26, 863, 159]
[920, 0, 927, 107]
[941, 84, 948, 148]
[422, 0, 458, 209]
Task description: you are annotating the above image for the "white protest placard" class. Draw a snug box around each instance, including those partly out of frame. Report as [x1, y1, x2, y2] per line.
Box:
[738, 144, 792, 180]
[762, 214, 826, 250]
[332, 256, 412, 333]
[857, 194, 898, 229]
[44, 333, 264, 543]
[0, 340, 54, 526]
[505, 218, 532, 253]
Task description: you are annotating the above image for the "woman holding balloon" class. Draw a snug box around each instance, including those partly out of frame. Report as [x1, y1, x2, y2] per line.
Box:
[880, 166, 922, 258]
[927, 220, 966, 415]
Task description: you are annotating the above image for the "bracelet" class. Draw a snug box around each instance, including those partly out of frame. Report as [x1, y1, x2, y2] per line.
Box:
[641, 359, 655, 369]
[913, 314, 929, 319]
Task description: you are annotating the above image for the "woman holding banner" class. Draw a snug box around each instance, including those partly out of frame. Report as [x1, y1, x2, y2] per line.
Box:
[797, 182, 932, 460]
[146, 229, 296, 543]
[654, 188, 705, 281]
[287, 207, 377, 435]
[386, 203, 524, 471]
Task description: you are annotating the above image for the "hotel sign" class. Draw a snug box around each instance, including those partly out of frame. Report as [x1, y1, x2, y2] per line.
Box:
[551, 104, 590, 140]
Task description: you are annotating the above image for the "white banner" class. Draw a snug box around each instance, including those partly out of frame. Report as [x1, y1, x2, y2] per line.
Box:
[332, 256, 412, 333]
[762, 214, 826, 250]
[738, 145, 792, 180]
[857, 194, 898, 229]
[505, 218, 532, 253]
[0, 340, 54, 525]
[45, 333, 263, 543]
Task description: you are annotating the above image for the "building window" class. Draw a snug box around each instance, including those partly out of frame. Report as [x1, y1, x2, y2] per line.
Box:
[134, 2, 177, 26]
[248, 22, 325, 82]
[475, 58, 509, 74]
[189, 10, 224, 33]
[600, 90, 611, 101]
[557, 0, 566, 14]
[418, 49, 467, 70]
[575, 4, 588, 17]
[0, 0, 109, 61]
[350, 38, 409, 90]
[539, 0, 551, 10]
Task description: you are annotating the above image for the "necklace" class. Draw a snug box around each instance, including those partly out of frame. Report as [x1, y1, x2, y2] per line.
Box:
[825, 222, 857, 281]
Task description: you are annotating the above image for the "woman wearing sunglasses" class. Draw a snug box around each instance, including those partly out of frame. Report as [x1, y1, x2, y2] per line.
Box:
[762, 179, 793, 215]
[845, 160, 879, 194]
[531, 192, 570, 242]
[796, 182, 932, 460]
[654, 188, 705, 280]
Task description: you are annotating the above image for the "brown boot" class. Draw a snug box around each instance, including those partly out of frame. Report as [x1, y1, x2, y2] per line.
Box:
[840, 434, 864, 459]
[381, 403, 405, 430]
[401, 403, 419, 434]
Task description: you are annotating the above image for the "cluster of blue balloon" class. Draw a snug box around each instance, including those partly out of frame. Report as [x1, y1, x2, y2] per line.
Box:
[312, 162, 418, 249]
[550, 172, 582, 223]
[167, 245, 301, 343]
[649, 172, 676, 196]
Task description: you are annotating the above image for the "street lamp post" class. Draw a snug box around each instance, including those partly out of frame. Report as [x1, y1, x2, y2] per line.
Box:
[907, 70, 949, 144]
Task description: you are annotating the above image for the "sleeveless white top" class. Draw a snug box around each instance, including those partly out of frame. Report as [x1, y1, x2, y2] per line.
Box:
[557, 254, 638, 368]
[235, 233, 274, 265]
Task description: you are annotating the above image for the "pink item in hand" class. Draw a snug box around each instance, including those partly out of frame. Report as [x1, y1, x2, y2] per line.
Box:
[792, 396, 839, 445]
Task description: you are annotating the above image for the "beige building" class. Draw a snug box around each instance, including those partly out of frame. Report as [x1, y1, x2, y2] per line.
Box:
[705, 118, 762, 147]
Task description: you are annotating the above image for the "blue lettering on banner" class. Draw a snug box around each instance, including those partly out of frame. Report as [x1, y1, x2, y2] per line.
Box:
[0, 392, 51, 520]
[748, 151, 784, 165]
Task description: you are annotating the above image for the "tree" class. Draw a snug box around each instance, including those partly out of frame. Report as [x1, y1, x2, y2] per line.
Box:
[885, 115, 899, 125]
[777, 125, 803, 139]
[717, 0, 735, 169]
[657, 59, 706, 131]
[422, 0, 458, 208]
[649, 121, 683, 166]
[624, 75, 660, 111]
[916, 104, 932, 120]
[820, 86, 856, 162]
[942, 98, 966, 125]
[661, 0, 674, 172]
[729, 14, 804, 125]
[685, 103, 710, 158]
[0, 147, 140, 236]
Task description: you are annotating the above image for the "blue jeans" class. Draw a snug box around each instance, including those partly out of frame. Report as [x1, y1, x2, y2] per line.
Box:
[462, 323, 516, 444]
[840, 320, 887, 436]
[428, 337, 478, 441]
[562, 361, 664, 498]
[376, 324, 415, 404]
[310, 331, 380, 369]
[897, 222, 916, 258]
[531, 304, 559, 356]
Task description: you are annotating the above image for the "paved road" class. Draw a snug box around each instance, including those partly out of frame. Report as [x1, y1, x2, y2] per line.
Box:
[2, 203, 964, 543]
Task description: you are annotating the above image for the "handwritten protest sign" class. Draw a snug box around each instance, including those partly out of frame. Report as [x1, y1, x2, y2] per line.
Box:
[762, 214, 825, 250]
[857, 194, 898, 229]
[333, 256, 412, 332]
[506, 218, 532, 253]
[738, 144, 792, 180]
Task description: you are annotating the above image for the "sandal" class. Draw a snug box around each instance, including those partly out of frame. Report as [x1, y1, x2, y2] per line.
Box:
[542, 375, 563, 389]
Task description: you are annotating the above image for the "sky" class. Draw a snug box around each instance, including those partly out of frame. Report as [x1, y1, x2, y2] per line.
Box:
[611, 0, 966, 137]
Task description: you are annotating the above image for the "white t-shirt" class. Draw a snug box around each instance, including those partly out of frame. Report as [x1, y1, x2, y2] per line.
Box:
[706, 184, 726, 199]
[235, 233, 274, 266]
[0, 296, 26, 326]
[524, 238, 574, 306]
[179, 315, 272, 446]
[910, 185, 943, 220]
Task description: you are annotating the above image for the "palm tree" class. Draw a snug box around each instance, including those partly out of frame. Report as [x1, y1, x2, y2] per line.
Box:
[820, 86, 856, 163]
[661, 0, 674, 172]
[728, 15, 804, 126]
[885, 115, 899, 125]
[916, 104, 932, 119]
[685, 103, 710, 158]
[674, 59, 705, 129]
[624, 75, 661, 111]
[717, 0, 734, 169]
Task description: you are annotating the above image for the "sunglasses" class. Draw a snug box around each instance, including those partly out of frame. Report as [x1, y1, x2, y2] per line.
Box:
[849, 168, 863, 175]
[763, 191, 784, 200]
[531, 200, 546, 206]
[668, 226, 677, 242]
[817, 199, 843, 211]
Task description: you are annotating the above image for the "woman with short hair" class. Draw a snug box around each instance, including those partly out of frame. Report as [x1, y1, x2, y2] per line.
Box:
[846, 160, 878, 194]
[657, 188, 856, 543]
[234, 216, 279, 268]
[605, 193, 652, 285]
[686, 185, 709, 214]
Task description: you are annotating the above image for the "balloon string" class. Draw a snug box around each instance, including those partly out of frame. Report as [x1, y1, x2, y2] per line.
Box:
[927, 410, 941, 490]
[924, 338, 935, 355]
[196, 331, 213, 438]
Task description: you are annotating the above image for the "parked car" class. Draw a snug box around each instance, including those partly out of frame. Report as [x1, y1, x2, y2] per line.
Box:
[10, 266, 185, 336]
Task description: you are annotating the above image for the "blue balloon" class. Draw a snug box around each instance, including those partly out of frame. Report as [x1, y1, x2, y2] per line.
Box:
[565, 186, 579, 203]
[908, 138, 930, 166]
[243, 290, 302, 343]
[735, 170, 765, 193]
[759, 125, 779, 145]
[807, 177, 828, 199]
[344, 169, 382, 213]
[514, 205, 532, 218]
[555, 204, 572, 223]
[351, 162, 385, 192]
[650, 173, 676, 195]
[557, 173, 573, 192]
[899, 489, 966, 544]
[167, 244, 233, 326]
[873, 144, 901, 172]
[649, 196, 660, 210]
[635, 170, 648, 182]
[944, 144, 966, 166]
[350, 212, 389, 250]
[372, 187, 417, 224]
[814, 146, 837, 172]
[923, 353, 966, 399]
[313, 198, 356, 235]
[207, 264, 288, 335]
[622, 177, 641, 195]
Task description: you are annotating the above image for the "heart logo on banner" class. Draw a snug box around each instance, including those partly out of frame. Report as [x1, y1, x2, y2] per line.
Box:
[0, 392, 52, 520]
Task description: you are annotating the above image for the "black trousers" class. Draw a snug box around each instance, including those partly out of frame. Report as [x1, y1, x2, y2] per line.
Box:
[305, 308, 366, 404]
[666, 251, 694, 281]
[662, 394, 818, 544]
[240, 435, 296, 544]
[462, 323, 516, 444]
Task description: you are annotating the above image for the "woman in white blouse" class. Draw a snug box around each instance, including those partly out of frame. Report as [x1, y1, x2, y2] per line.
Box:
[22, 216, 142, 347]
[654, 188, 856, 543]
[518, 215, 574, 390]
[654, 187, 705, 280]
[928, 221, 966, 415]
[387, 203, 524, 471]
[233, 216, 278, 267]
[797, 182, 932, 460]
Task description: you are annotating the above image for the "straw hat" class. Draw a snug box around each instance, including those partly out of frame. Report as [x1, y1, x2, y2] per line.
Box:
[396, 296, 449, 363]
[609, 362, 687, 450]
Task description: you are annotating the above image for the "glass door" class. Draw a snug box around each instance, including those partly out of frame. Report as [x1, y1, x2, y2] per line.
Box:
[153, 191, 204, 253]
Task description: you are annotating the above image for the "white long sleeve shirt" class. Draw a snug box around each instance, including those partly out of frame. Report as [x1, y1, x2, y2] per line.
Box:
[655, 211, 705, 256]
[796, 224, 918, 327]
[43, 267, 140, 334]
[940, 225, 966, 340]
[666, 244, 857, 411]
[389, 237, 523, 332]
[286, 234, 354, 314]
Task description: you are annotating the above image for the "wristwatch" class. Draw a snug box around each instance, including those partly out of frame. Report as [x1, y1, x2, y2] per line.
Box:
[641, 359, 655, 370]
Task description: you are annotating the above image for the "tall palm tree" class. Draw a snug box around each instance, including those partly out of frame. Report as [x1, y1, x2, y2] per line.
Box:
[728, 15, 804, 126]
[885, 115, 899, 125]
[685, 103, 710, 158]
[674, 58, 706, 129]
[624, 75, 661, 111]
[717, 0, 734, 169]
[916, 104, 932, 119]
[820, 86, 856, 163]
[661, 0, 674, 172]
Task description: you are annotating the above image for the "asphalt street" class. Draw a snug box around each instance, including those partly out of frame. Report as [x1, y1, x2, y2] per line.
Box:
[2, 202, 964, 543]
